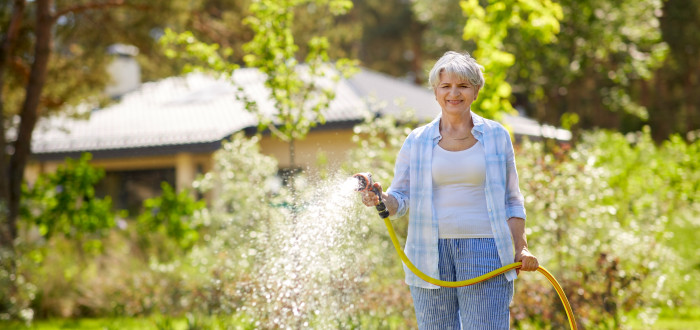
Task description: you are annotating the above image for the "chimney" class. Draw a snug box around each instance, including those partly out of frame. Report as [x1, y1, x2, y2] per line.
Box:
[105, 44, 141, 98]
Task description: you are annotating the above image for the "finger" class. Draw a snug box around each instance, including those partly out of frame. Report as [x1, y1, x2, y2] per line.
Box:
[523, 258, 538, 271]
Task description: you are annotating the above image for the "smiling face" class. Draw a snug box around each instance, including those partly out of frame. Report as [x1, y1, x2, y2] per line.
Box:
[434, 71, 479, 117]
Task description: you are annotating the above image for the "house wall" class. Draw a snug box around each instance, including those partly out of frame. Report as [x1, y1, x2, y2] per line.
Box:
[26, 128, 356, 187]
[24, 127, 356, 215]
[258, 128, 356, 170]
[26, 152, 213, 192]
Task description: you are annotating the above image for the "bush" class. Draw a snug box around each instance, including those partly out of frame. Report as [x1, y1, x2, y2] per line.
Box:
[21, 153, 115, 243]
[137, 182, 205, 258]
[512, 129, 699, 329]
[1, 153, 117, 322]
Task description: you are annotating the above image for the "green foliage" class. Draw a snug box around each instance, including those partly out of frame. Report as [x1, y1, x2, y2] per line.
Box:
[0, 0, 184, 117]
[159, 29, 239, 78]
[6, 154, 119, 322]
[460, 0, 562, 120]
[506, 0, 668, 133]
[137, 182, 204, 251]
[513, 130, 699, 328]
[20, 153, 114, 242]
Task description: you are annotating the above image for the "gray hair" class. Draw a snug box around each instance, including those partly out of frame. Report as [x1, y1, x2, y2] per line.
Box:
[428, 51, 485, 90]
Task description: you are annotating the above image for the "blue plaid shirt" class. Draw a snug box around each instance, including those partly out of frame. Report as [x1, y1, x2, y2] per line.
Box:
[386, 111, 526, 289]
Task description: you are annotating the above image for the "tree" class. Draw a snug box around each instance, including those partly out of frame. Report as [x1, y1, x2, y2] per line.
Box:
[349, 0, 427, 84]
[503, 0, 667, 136]
[645, 0, 700, 140]
[459, 0, 562, 120]
[239, 0, 356, 175]
[162, 0, 358, 197]
[0, 0, 181, 247]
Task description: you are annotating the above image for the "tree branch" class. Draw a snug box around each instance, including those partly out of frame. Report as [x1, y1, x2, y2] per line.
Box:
[53, 0, 151, 22]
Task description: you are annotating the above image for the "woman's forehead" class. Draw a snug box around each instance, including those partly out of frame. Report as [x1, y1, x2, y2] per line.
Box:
[438, 71, 471, 84]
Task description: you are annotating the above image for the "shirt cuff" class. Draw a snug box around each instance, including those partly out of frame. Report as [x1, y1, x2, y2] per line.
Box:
[506, 207, 527, 221]
[387, 190, 407, 219]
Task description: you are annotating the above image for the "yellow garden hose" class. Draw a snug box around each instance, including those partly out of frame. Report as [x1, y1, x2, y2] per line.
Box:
[382, 216, 578, 330]
[353, 172, 577, 329]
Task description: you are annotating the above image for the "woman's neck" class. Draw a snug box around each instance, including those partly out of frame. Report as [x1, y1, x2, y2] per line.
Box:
[440, 110, 473, 133]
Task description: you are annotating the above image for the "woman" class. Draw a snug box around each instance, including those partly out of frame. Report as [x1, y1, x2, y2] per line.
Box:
[361, 51, 538, 329]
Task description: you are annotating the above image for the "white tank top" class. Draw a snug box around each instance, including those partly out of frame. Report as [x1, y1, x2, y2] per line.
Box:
[432, 141, 493, 238]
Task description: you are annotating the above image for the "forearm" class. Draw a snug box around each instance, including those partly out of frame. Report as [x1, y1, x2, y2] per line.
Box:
[381, 192, 399, 217]
[507, 217, 528, 251]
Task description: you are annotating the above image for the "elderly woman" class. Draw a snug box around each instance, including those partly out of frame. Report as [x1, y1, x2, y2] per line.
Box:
[361, 51, 539, 329]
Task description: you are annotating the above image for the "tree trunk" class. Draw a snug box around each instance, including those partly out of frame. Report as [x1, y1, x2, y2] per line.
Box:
[0, 0, 27, 247]
[7, 0, 53, 245]
[409, 19, 425, 85]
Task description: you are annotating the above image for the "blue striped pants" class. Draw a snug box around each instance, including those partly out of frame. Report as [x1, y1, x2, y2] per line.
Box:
[409, 238, 514, 329]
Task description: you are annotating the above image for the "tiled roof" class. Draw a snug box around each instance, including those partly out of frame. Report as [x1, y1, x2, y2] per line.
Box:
[32, 69, 367, 155]
[31, 67, 569, 156]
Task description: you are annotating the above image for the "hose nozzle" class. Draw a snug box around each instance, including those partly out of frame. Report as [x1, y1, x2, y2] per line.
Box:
[353, 172, 377, 194]
[353, 172, 390, 218]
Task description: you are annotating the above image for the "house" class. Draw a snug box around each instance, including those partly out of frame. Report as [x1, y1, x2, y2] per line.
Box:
[27, 56, 570, 213]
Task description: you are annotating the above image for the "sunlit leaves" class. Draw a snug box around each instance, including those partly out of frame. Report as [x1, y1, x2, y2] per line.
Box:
[20, 153, 115, 242]
[159, 29, 239, 78]
[508, 0, 668, 126]
[137, 182, 204, 251]
[460, 0, 562, 119]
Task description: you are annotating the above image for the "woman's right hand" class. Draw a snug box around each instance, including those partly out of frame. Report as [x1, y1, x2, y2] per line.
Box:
[361, 182, 383, 207]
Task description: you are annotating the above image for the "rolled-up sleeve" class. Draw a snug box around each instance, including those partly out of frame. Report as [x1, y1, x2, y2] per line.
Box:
[504, 132, 526, 220]
[387, 134, 412, 219]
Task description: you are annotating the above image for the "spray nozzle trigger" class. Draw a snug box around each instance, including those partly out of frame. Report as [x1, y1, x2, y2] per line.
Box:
[353, 173, 389, 218]
[353, 172, 382, 202]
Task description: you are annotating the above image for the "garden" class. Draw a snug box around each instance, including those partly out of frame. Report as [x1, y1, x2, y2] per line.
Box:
[2, 0, 699, 328]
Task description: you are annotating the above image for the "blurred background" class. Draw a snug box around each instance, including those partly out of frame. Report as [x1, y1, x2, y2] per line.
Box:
[1, 0, 698, 328]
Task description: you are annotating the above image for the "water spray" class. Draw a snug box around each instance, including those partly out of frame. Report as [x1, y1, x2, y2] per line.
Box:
[353, 173, 578, 330]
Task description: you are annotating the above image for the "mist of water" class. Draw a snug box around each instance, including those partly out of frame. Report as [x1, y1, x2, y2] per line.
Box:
[237, 174, 376, 328]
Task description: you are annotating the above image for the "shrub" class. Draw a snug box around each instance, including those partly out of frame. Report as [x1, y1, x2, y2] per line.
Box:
[512, 129, 698, 328]
[21, 153, 115, 244]
[137, 182, 205, 258]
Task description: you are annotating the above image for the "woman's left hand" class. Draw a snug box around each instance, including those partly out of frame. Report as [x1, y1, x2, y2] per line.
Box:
[515, 248, 539, 274]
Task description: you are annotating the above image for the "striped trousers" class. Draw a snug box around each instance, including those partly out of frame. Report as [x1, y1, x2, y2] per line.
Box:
[409, 238, 514, 329]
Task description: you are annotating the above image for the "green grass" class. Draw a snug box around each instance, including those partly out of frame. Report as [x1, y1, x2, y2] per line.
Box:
[0, 314, 415, 330]
[2, 307, 699, 330]
[0, 314, 255, 330]
[626, 306, 700, 330]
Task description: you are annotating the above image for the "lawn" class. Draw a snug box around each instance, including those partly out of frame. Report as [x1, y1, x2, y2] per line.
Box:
[627, 306, 700, 330]
[3, 310, 700, 330]
[0, 315, 254, 330]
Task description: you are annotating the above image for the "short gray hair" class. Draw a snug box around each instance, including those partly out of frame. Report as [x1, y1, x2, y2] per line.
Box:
[428, 51, 485, 90]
